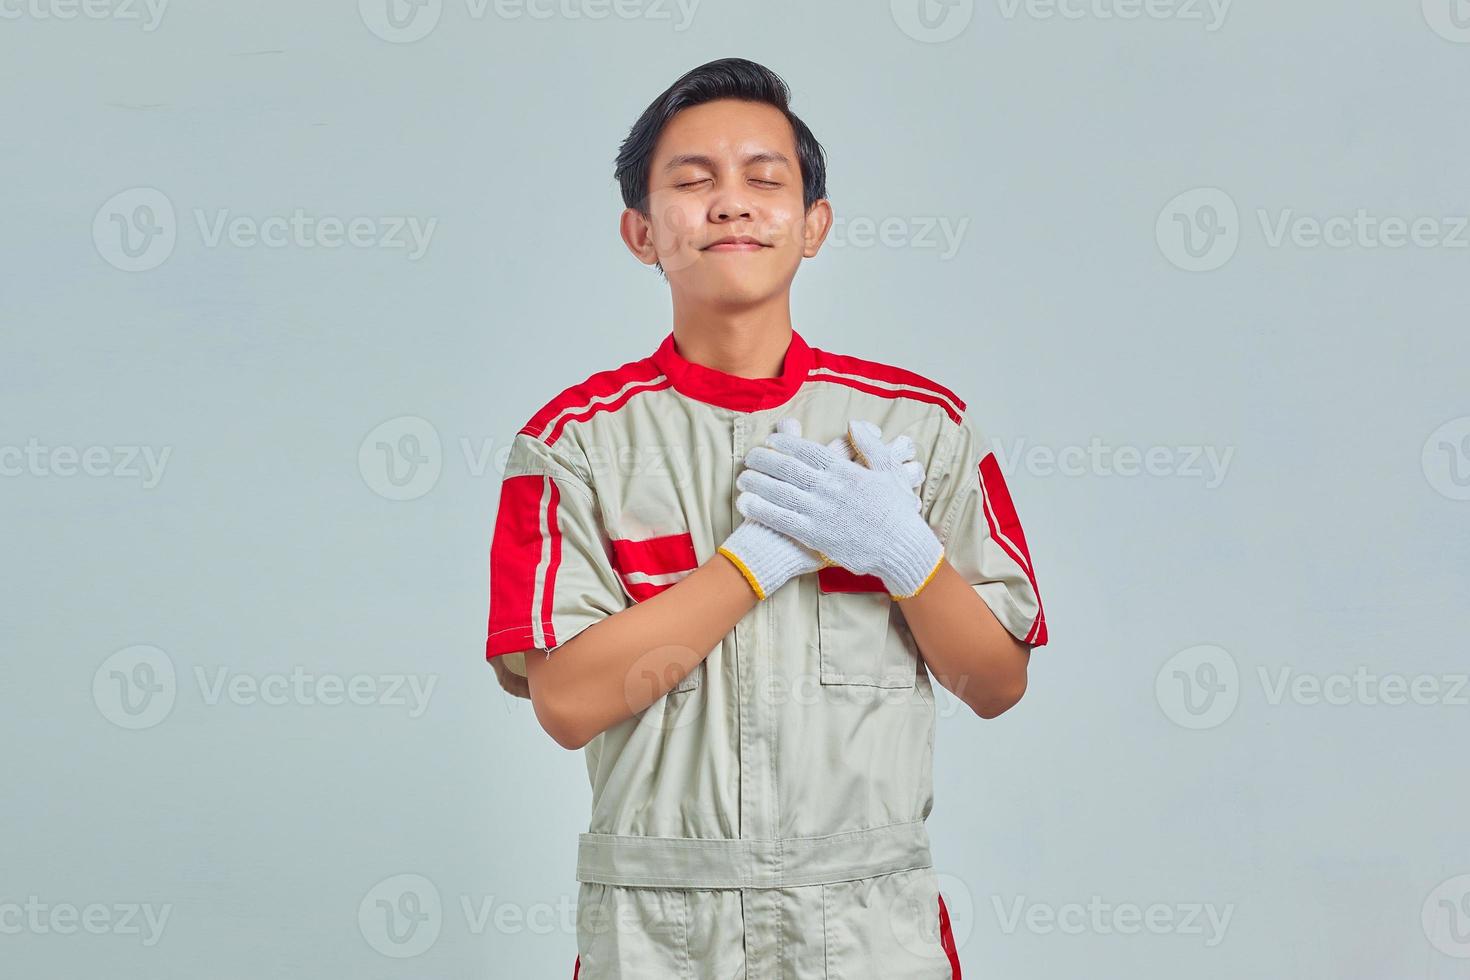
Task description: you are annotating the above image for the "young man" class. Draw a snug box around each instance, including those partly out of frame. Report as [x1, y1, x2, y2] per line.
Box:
[487, 58, 1047, 979]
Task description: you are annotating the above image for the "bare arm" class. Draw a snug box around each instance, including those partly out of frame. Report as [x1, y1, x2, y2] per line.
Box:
[897, 559, 1031, 718]
[520, 553, 757, 749]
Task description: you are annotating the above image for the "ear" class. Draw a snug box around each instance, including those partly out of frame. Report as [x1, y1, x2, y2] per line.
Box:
[620, 207, 660, 266]
[801, 199, 834, 258]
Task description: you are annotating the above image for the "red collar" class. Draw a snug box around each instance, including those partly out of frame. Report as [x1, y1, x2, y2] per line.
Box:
[650, 329, 815, 413]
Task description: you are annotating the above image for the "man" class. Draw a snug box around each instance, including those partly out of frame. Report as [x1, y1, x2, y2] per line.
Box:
[487, 57, 1047, 979]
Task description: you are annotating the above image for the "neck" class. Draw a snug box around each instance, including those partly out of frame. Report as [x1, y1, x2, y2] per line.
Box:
[669, 293, 793, 379]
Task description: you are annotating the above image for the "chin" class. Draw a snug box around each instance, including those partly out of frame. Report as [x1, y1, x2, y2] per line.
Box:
[706, 281, 785, 308]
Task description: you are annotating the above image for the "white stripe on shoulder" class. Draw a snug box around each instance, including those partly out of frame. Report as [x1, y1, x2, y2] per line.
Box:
[531, 374, 669, 441]
[807, 366, 963, 416]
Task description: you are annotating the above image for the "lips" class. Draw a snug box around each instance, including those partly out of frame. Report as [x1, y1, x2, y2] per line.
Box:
[703, 236, 767, 251]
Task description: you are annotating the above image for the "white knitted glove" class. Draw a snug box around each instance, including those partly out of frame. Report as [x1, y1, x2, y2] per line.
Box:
[735, 418, 945, 599]
[717, 419, 845, 601]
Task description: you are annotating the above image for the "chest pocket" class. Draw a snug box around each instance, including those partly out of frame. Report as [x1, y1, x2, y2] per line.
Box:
[816, 567, 919, 689]
[609, 529, 705, 694]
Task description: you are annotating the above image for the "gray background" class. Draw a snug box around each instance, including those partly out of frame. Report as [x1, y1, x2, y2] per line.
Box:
[3, 0, 1468, 977]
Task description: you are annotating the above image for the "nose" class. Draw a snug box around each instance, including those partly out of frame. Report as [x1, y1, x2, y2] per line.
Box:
[709, 181, 754, 223]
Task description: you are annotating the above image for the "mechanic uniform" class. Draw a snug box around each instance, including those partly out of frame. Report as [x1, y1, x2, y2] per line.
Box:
[486, 329, 1048, 979]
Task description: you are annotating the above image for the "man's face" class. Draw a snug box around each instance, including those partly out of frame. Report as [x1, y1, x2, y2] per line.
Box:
[622, 98, 831, 306]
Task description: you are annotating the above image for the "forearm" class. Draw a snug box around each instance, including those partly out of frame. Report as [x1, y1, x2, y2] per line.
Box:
[897, 559, 1030, 718]
[525, 553, 757, 748]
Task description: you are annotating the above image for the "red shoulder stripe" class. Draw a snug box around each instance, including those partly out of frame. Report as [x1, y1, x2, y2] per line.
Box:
[805, 348, 964, 423]
[518, 356, 667, 445]
[811, 372, 963, 424]
[810, 348, 966, 417]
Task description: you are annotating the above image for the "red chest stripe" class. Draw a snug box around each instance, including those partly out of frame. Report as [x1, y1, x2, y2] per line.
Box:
[609, 531, 698, 603]
[610, 531, 698, 576]
[816, 566, 888, 593]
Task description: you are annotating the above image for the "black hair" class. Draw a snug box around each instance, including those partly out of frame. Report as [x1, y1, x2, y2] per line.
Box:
[613, 58, 829, 215]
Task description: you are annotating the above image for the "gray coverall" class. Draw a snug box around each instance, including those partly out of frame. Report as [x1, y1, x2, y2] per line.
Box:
[488, 329, 1047, 978]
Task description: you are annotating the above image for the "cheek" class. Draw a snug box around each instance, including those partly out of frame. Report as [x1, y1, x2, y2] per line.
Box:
[647, 199, 703, 253]
[758, 203, 807, 249]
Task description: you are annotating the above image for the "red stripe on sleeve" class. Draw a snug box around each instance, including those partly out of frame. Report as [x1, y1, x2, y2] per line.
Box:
[488, 476, 546, 658]
[486, 474, 552, 659]
[977, 453, 1048, 647]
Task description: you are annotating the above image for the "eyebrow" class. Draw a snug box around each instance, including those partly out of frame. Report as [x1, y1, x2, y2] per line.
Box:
[662, 151, 793, 172]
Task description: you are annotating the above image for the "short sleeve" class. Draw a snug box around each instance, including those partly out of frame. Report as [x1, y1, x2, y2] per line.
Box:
[485, 433, 629, 676]
[922, 411, 1048, 647]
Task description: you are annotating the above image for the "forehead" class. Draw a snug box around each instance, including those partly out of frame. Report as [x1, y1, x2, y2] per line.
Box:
[651, 99, 798, 165]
